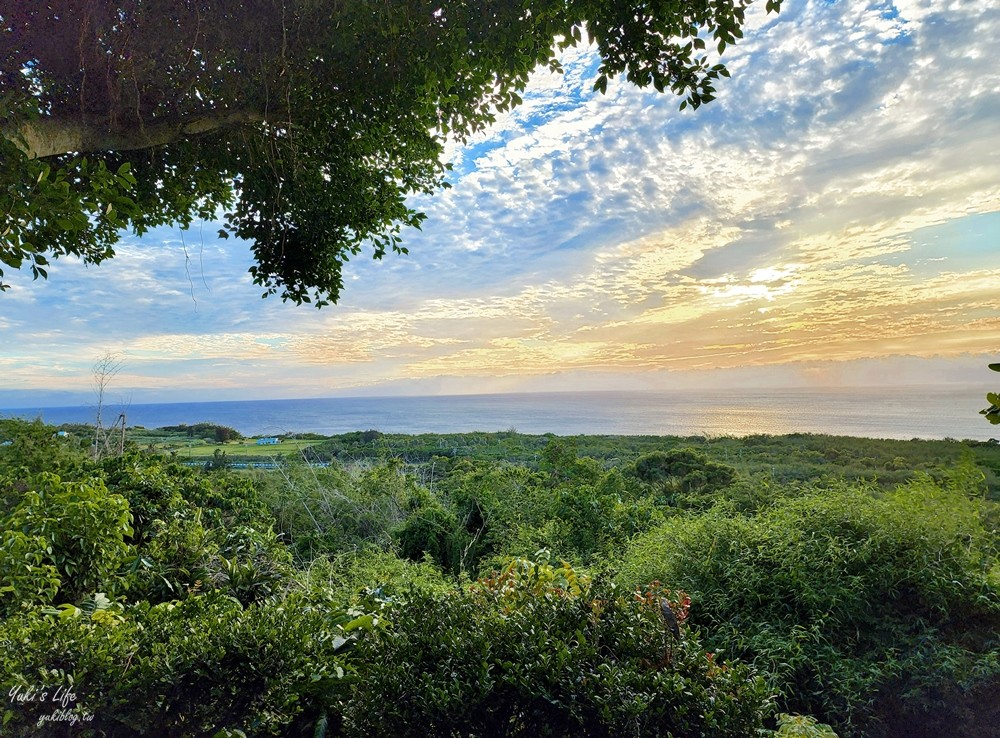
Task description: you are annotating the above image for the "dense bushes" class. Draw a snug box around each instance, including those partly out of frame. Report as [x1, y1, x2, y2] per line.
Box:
[260, 448, 669, 572]
[255, 462, 413, 562]
[157, 422, 243, 442]
[305, 429, 1000, 497]
[439, 454, 667, 570]
[0, 590, 372, 737]
[0, 424, 371, 737]
[344, 557, 772, 738]
[632, 448, 736, 498]
[615, 468, 1000, 735]
[0, 419, 92, 486]
[3, 417, 1000, 736]
[1, 474, 131, 613]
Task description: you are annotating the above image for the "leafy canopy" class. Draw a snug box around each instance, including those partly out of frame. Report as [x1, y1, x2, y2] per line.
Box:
[1, 0, 780, 305]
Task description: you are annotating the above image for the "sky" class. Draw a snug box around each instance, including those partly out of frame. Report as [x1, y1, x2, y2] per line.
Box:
[1, 0, 999, 407]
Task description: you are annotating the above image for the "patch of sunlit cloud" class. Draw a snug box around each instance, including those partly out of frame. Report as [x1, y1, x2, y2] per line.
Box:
[401, 337, 654, 379]
[125, 333, 290, 362]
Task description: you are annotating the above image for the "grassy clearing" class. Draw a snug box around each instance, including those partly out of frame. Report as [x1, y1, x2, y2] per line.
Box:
[161, 439, 317, 458]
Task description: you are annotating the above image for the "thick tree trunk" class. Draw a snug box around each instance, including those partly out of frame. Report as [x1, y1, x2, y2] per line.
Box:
[5, 110, 268, 159]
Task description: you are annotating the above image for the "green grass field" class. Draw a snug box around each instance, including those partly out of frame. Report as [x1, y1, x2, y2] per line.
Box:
[160, 439, 317, 459]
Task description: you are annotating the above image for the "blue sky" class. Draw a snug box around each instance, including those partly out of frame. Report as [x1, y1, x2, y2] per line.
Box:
[1, 0, 999, 406]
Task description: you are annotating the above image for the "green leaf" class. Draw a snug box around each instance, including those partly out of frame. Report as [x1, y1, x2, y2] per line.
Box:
[344, 613, 374, 632]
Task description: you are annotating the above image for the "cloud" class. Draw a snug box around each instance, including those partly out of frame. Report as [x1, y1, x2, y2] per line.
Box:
[2, 0, 998, 400]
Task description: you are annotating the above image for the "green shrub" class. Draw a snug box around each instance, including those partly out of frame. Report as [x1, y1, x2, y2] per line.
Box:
[124, 512, 217, 603]
[101, 455, 293, 604]
[290, 549, 455, 604]
[776, 713, 839, 737]
[615, 471, 1000, 735]
[0, 529, 61, 616]
[256, 461, 414, 561]
[442, 462, 550, 567]
[0, 418, 92, 483]
[0, 590, 373, 737]
[207, 525, 292, 606]
[394, 503, 466, 573]
[632, 449, 736, 501]
[444, 460, 663, 571]
[1, 473, 132, 607]
[344, 556, 772, 737]
[100, 454, 188, 546]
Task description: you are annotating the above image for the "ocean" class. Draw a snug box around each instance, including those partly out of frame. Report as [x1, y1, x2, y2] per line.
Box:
[2, 386, 996, 441]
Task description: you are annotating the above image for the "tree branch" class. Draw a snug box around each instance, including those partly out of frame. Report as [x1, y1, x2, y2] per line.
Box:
[5, 110, 269, 159]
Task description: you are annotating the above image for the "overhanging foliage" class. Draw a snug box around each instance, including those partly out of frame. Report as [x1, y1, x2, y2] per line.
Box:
[1, 0, 780, 304]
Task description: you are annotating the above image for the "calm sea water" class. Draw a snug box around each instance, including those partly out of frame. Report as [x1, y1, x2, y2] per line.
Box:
[2, 387, 996, 441]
